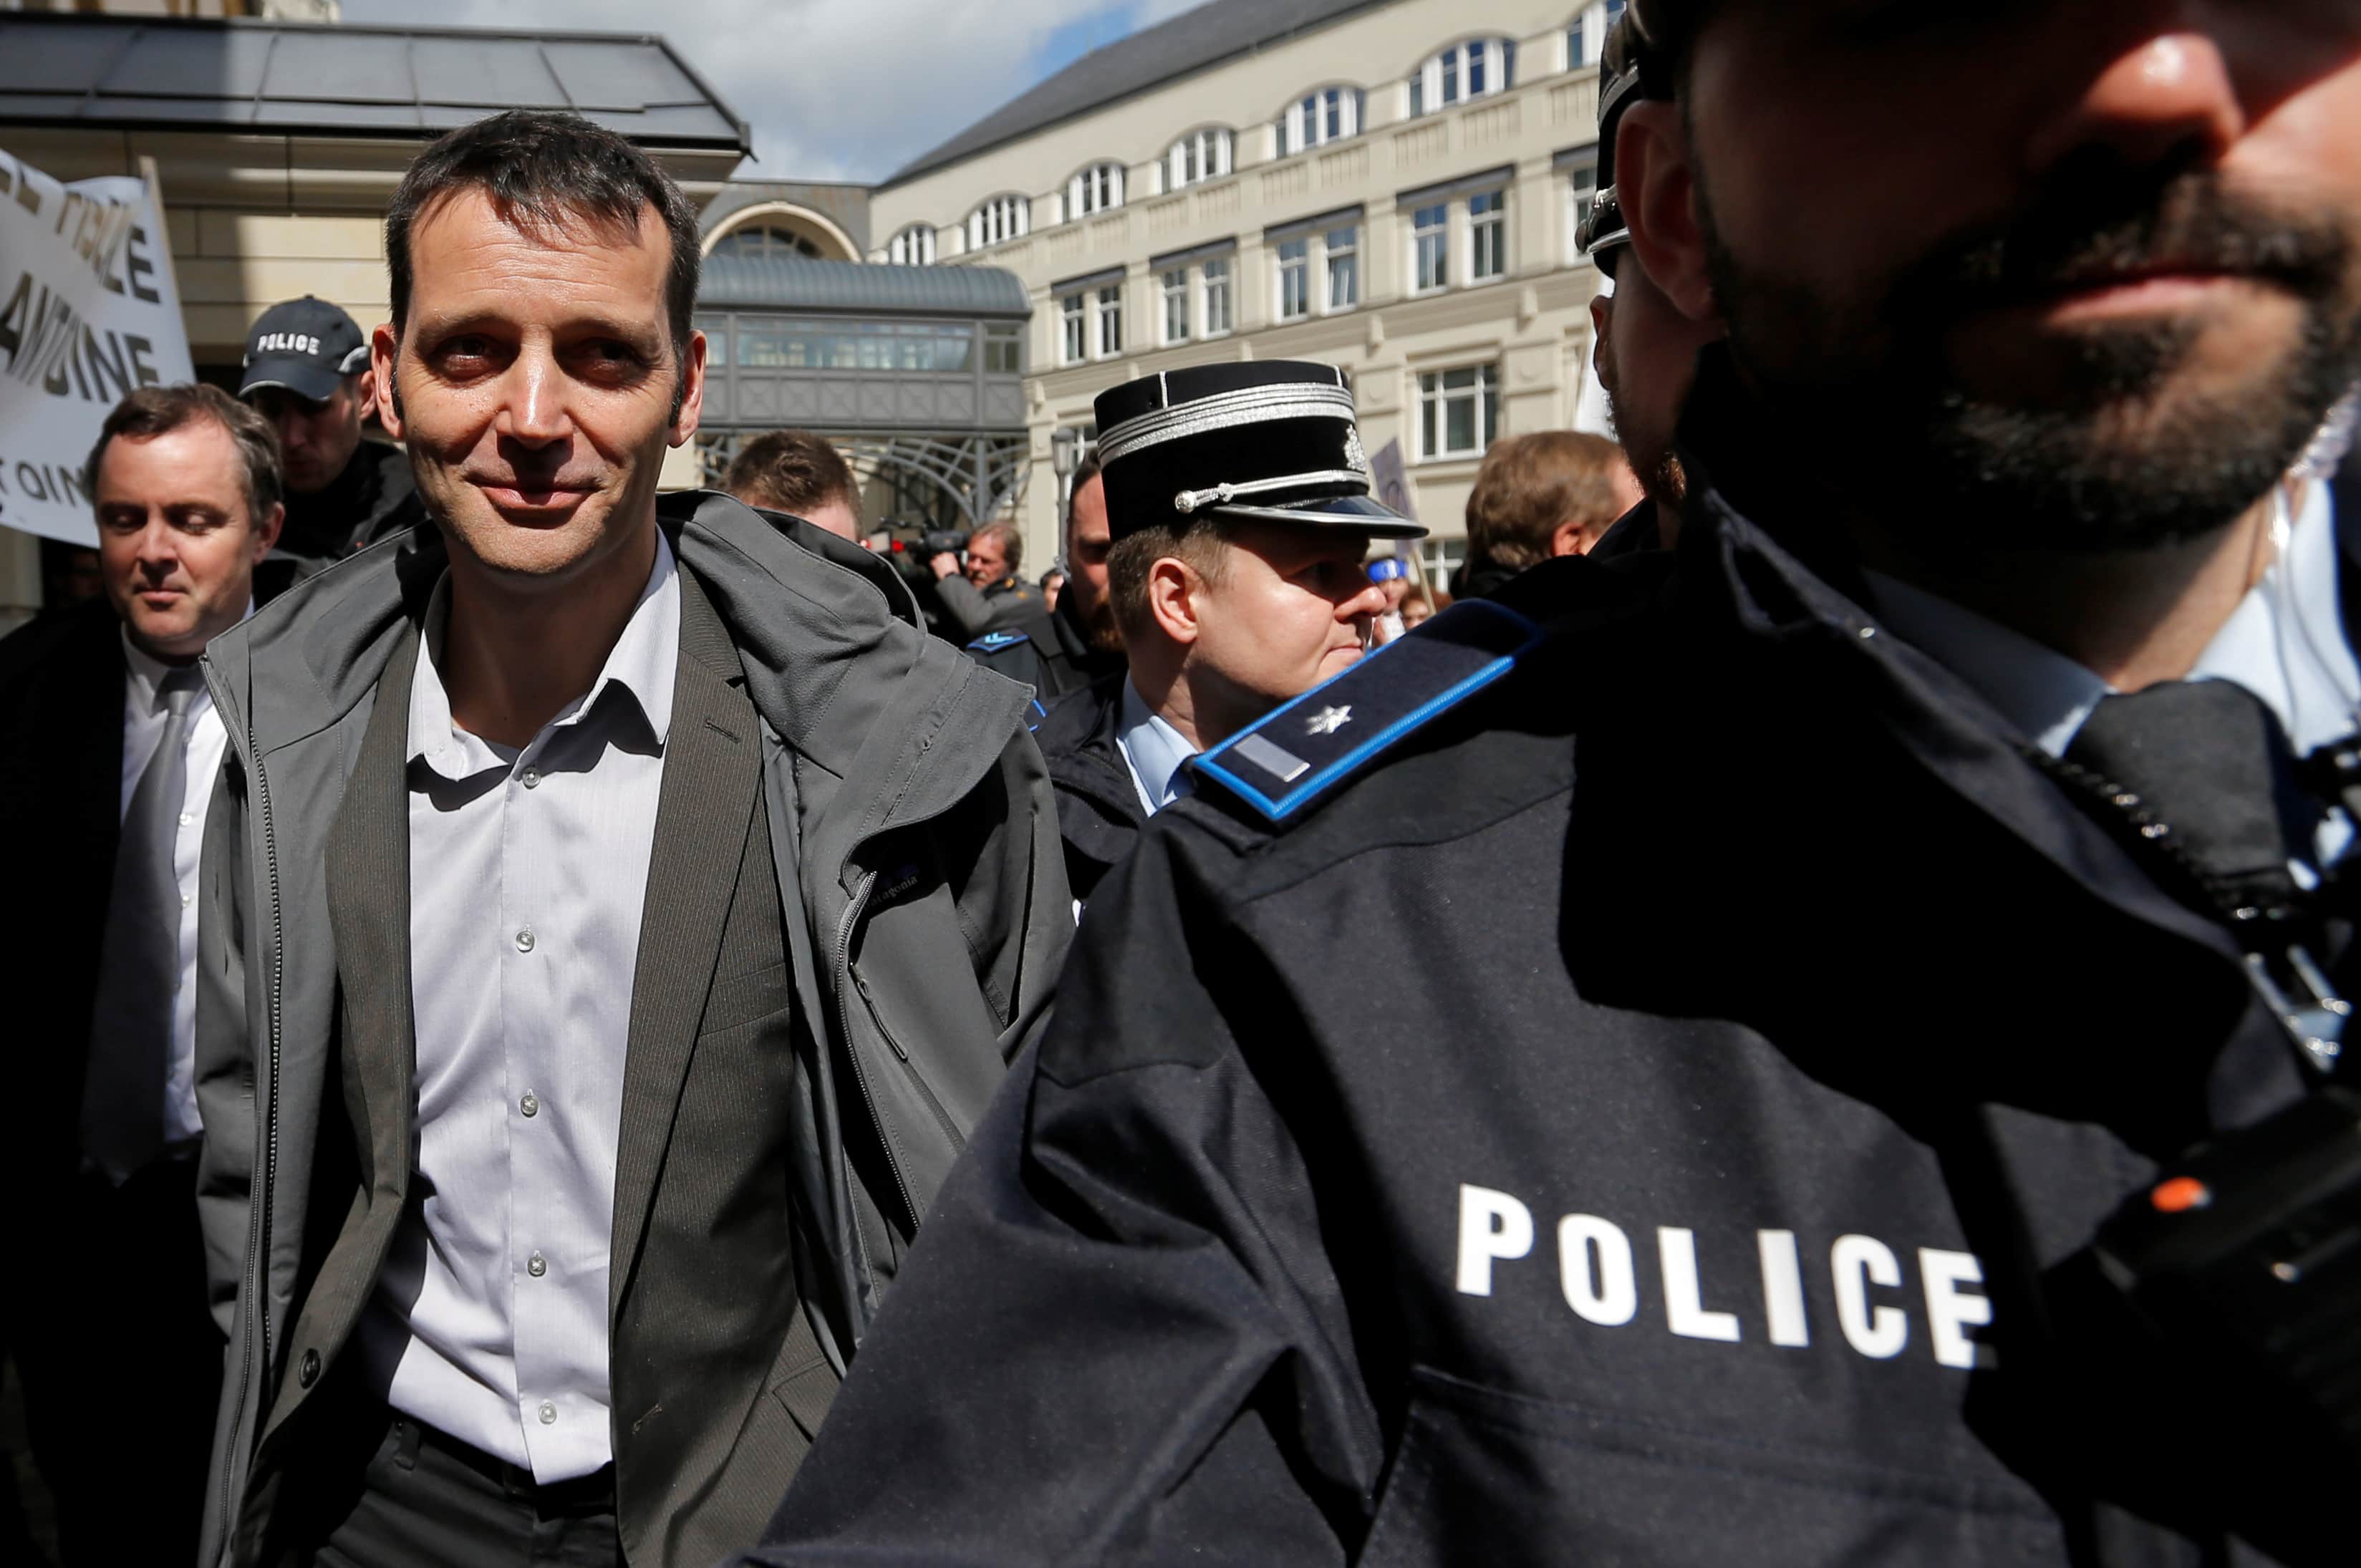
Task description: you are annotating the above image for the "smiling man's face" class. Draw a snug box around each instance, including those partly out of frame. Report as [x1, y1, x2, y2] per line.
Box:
[376, 187, 703, 592]
[1679, 3, 2361, 551]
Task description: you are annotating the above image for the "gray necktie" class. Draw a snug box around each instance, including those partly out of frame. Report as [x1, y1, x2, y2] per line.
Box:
[82, 665, 203, 1184]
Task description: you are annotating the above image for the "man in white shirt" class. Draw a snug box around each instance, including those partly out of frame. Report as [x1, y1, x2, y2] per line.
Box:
[0, 382, 282, 1566]
[1026, 362, 1424, 902]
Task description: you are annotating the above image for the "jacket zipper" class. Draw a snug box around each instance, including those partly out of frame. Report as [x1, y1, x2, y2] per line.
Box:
[853, 969, 965, 1151]
[217, 722, 284, 1544]
[832, 868, 922, 1232]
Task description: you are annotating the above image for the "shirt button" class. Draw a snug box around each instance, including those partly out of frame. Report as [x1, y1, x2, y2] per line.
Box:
[520, 1092, 540, 1118]
[528, 1252, 547, 1278]
[181, 892, 193, 908]
[520, 767, 541, 790]
[515, 927, 536, 953]
[539, 1401, 558, 1426]
[178, 811, 194, 827]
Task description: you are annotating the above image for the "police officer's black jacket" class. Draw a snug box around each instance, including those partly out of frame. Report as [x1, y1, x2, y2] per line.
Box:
[255, 442, 424, 604]
[967, 592, 1125, 703]
[1030, 672, 1143, 902]
[746, 352, 2343, 1566]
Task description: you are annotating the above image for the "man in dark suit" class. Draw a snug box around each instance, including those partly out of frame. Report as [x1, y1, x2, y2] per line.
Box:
[193, 111, 1068, 1568]
[0, 384, 284, 1564]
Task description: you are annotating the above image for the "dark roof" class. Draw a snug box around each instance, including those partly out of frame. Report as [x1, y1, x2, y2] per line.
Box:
[698, 253, 1031, 318]
[885, 0, 1379, 187]
[0, 12, 747, 151]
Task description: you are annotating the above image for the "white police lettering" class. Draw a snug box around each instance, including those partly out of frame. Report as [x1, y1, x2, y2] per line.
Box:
[1555, 1214, 1636, 1326]
[1832, 1234, 1909, 1358]
[1454, 1184, 1532, 1296]
[254, 331, 322, 357]
[1452, 1191, 1993, 1371]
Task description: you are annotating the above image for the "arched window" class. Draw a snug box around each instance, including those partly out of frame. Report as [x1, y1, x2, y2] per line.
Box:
[1275, 86, 1363, 158]
[1066, 163, 1125, 221]
[710, 225, 821, 261]
[967, 195, 1030, 251]
[1410, 38, 1516, 117]
[1167, 128, 1233, 191]
[887, 224, 937, 266]
[1570, 0, 1625, 67]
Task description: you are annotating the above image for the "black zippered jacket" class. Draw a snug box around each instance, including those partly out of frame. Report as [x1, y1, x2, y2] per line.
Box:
[745, 354, 2350, 1565]
[1032, 673, 1145, 903]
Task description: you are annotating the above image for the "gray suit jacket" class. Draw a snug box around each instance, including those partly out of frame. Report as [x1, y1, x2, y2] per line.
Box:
[233, 568, 834, 1564]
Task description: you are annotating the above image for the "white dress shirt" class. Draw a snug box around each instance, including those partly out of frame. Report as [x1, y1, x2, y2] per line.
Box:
[1866, 478, 2361, 874]
[362, 534, 679, 1482]
[120, 626, 232, 1149]
[1115, 679, 1199, 815]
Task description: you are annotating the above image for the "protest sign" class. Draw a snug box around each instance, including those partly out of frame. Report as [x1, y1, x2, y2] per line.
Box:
[0, 147, 193, 547]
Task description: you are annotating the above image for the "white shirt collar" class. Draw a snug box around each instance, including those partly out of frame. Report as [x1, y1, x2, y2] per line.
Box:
[1865, 480, 2361, 759]
[410, 531, 681, 776]
[1116, 677, 1199, 814]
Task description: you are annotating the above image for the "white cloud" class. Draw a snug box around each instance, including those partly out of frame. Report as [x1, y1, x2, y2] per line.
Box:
[344, 0, 1189, 184]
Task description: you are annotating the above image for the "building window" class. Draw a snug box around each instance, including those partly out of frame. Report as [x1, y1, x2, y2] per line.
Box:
[1326, 225, 1360, 309]
[711, 225, 821, 261]
[887, 224, 936, 266]
[1470, 190, 1507, 281]
[1096, 284, 1125, 357]
[1277, 238, 1310, 321]
[1411, 38, 1516, 117]
[1277, 85, 1363, 157]
[984, 324, 1022, 374]
[1573, 0, 1626, 67]
[1418, 364, 1500, 459]
[1202, 258, 1233, 336]
[1419, 534, 1468, 586]
[1413, 204, 1449, 293]
[1567, 158, 1599, 256]
[1168, 128, 1233, 190]
[1162, 268, 1192, 344]
[969, 195, 1028, 251]
[1068, 163, 1124, 221]
[1061, 294, 1088, 364]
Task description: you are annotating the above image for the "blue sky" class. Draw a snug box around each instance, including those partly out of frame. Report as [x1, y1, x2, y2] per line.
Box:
[346, 0, 1201, 184]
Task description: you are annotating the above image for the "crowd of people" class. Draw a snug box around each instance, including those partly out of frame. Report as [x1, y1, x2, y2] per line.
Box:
[6, 1, 2361, 1564]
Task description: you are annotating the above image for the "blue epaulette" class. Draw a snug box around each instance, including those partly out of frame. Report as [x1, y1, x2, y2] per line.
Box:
[1194, 598, 1544, 823]
[967, 629, 1031, 653]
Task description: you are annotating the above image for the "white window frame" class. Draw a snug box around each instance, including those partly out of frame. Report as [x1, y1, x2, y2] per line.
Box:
[1067, 163, 1125, 222]
[1201, 257, 1233, 337]
[887, 224, 935, 266]
[1060, 294, 1088, 364]
[1469, 190, 1507, 281]
[1419, 534, 1468, 586]
[1167, 128, 1234, 191]
[968, 195, 1028, 251]
[1326, 224, 1361, 310]
[1566, 156, 1600, 258]
[1276, 238, 1310, 321]
[1417, 363, 1500, 460]
[1162, 268, 1192, 344]
[1571, 0, 1626, 68]
[1411, 37, 1515, 117]
[1277, 85, 1363, 158]
[1412, 203, 1450, 294]
[1096, 283, 1124, 357]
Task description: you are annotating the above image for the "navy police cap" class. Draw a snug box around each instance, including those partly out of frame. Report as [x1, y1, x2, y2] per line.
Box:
[1091, 361, 1426, 542]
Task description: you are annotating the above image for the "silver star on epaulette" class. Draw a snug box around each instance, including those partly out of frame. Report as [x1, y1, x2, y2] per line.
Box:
[1305, 705, 1353, 736]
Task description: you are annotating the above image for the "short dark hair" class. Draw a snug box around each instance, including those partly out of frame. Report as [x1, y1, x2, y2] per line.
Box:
[85, 383, 282, 526]
[1107, 517, 1232, 642]
[725, 430, 858, 517]
[385, 111, 701, 367]
[1464, 431, 1629, 571]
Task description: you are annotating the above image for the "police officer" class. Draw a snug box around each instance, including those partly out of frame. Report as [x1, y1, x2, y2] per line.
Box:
[743, 4, 2361, 1562]
[1024, 364, 1420, 901]
[967, 452, 1126, 702]
[238, 296, 423, 597]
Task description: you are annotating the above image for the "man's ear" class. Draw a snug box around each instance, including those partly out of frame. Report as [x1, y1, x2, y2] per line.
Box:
[1145, 556, 1202, 647]
[353, 366, 377, 420]
[668, 329, 710, 447]
[252, 500, 285, 558]
[1551, 518, 1590, 558]
[370, 323, 403, 440]
[1617, 101, 1718, 325]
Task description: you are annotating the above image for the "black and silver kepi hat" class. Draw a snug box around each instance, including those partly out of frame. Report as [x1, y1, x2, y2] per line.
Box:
[1091, 361, 1427, 541]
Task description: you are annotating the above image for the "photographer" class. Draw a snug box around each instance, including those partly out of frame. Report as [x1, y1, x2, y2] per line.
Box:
[929, 520, 1045, 640]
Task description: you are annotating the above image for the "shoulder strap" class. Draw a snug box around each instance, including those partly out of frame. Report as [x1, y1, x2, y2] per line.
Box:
[967, 629, 1032, 653]
[1193, 598, 1544, 824]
